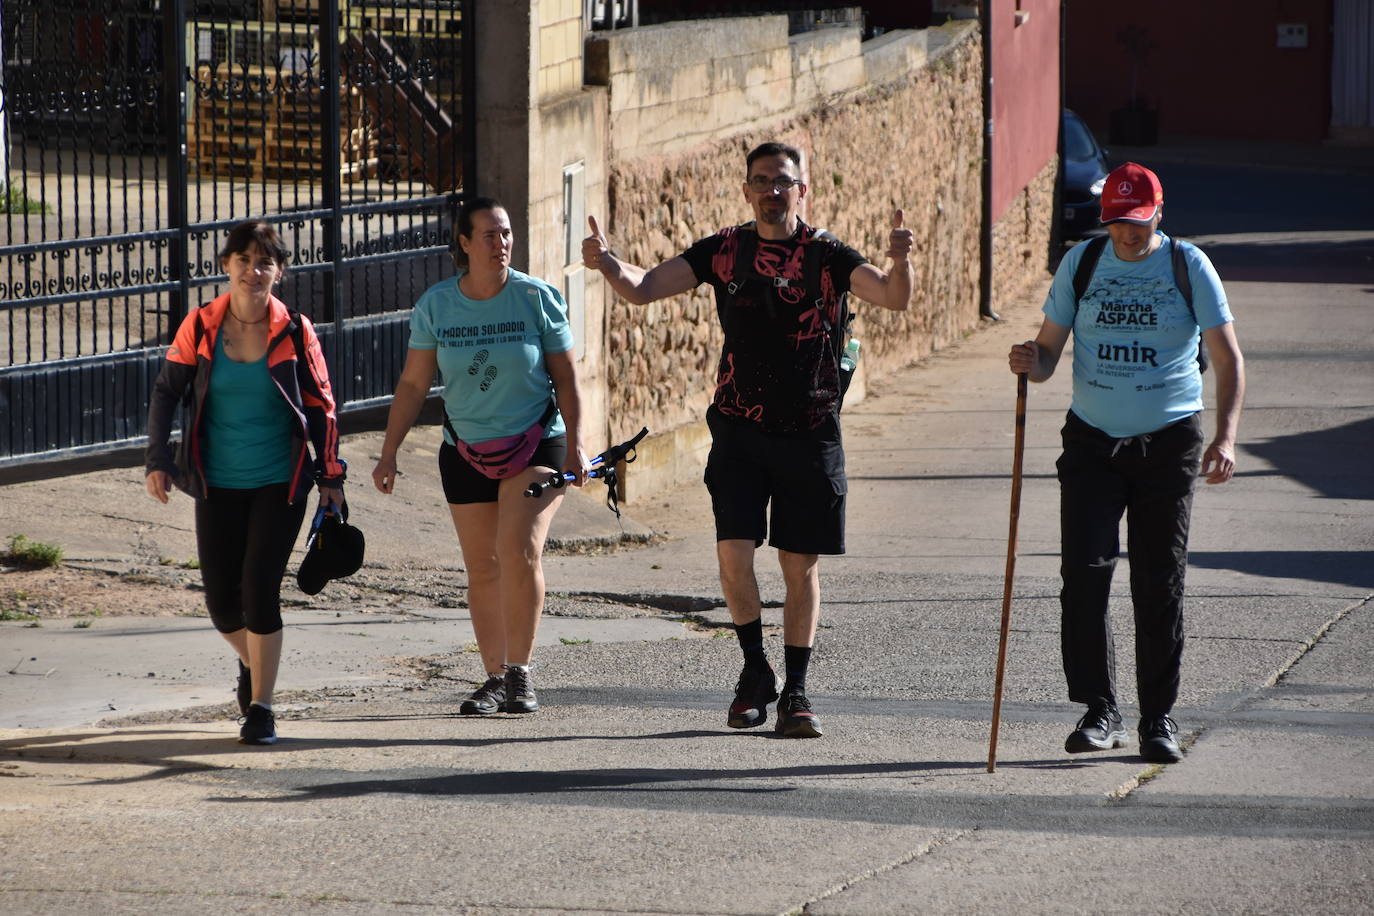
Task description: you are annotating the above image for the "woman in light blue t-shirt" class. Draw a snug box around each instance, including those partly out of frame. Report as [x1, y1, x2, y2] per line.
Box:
[371, 197, 588, 717]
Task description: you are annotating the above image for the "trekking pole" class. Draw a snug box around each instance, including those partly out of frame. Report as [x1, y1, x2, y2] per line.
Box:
[524, 427, 649, 499]
[988, 373, 1028, 773]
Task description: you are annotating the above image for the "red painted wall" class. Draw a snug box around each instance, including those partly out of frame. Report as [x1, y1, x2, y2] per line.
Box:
[990, 0, 1062, 220]
[1065, 0, 1334, 142]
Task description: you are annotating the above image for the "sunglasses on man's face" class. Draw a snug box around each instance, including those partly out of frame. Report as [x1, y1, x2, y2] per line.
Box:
[747, 176, 802, 193]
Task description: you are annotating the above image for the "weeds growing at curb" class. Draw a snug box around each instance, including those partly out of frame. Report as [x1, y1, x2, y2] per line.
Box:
[559, 637, 592, 645]
[4, 534, 64, 569]
[1, 184, 48, 215]
[1, 587, 39, 621]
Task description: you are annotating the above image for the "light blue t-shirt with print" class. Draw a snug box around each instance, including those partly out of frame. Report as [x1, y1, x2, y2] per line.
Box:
[409, 268, 574, 445]
[1044, 231, 1233, 438]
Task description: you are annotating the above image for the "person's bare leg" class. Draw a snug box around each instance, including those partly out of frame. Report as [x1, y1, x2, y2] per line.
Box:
[775, 549, 823, 738]
[221, 629, 250, 666]
[718, 539, 780, 728]
[486, 467, 564, 713]
[777, 549, 820, 648]
[717, 539, 762, 624]
[494, 468, 564, 666]
[222, 628, 252, 713]
[449, 502, 505, 677]
[246, 629, 283, 705]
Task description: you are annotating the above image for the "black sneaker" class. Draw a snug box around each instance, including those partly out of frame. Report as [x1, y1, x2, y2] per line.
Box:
[236, 660, 252, 717]
[1139, 715, 1183, 763]
[239, 704, 277, 745]
[1064, 704, 1128, 753]
[775, 691, 823, 739]
[727, 663, 779, 729]
[502, 666, 538, 713]
[459, 676, 506, 715]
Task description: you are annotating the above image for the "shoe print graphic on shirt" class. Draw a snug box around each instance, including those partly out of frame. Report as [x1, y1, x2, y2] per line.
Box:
[467, 349, 490, 375]
[479, 365, 498, 391]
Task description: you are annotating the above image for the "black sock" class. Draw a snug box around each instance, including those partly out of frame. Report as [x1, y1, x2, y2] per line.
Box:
[783, 644, 812, 695]
[734, 618, 768, 669]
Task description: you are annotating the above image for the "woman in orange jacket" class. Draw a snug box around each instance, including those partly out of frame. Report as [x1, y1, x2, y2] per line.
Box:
[145, 220, 345, 745]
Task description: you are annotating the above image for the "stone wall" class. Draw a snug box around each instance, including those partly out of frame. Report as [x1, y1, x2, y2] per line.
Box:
[586, 20, 1008, 497]
[991, 155, 1058, 318]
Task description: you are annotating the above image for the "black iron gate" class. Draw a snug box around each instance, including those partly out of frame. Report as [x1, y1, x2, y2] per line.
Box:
[0, 0, 474, 465]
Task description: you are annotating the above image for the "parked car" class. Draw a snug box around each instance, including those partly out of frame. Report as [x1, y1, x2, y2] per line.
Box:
[1061, 109, 1110, 239]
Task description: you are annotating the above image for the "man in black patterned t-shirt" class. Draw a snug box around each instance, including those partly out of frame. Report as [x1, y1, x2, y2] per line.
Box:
[583, 141, 912, 738]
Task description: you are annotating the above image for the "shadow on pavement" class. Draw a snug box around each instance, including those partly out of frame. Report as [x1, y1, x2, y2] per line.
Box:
[213, 758, 1023, 805]
[1246, 416, 1374, 501]
[1188, 549, 1374, 590]
[1154, 162, 1374, 237]
[1201, 237, 1374, 284]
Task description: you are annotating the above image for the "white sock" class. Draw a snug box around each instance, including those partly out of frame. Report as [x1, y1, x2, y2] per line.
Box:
[250, 701, 273, 712]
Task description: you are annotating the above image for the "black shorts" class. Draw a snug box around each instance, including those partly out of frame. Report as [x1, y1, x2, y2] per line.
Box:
[438, 435, 567, 504]
[703, 407, 846, 555]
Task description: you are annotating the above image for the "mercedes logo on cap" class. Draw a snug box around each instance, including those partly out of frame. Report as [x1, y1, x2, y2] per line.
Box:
[1118, 181, 1134, 194]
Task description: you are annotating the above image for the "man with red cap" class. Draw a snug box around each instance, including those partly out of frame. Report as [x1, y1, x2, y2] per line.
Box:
[1007, 161, 1246, 763]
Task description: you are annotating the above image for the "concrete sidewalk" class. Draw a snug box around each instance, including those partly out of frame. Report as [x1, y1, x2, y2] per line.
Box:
[2, 241, 1373, 912]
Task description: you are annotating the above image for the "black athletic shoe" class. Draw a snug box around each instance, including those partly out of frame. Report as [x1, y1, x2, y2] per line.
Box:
[727, 663, 779, 729]
[1064, 704, 1128, 753]
[1139, 715, 1183, 763]
[239, 705, 277, 745]
[459, 676, 506, 715]
[502, 666, 538, 713]
[236, 660, 252, 717]
[775, 691, 823, 739]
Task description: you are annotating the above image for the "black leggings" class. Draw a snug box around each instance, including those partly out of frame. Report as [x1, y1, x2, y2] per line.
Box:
[195, 483, 309, 635]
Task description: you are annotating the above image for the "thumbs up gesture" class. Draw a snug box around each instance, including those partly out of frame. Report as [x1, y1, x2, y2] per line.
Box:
[887, 208, 913, 260]
[582, 215, 612, 271]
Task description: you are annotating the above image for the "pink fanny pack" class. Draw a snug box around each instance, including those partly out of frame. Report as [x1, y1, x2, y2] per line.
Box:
[446, 400, 557, 480]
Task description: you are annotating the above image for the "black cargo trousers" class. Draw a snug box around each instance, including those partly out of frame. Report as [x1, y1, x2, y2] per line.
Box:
[1056, 410, 1205, 721]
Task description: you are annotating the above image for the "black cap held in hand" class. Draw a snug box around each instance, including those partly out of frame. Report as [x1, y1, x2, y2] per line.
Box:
[297, 504, 365, 596]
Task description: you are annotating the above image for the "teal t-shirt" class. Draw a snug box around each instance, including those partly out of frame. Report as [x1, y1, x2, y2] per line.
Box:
[408, 269, 574, 444]
[204, 333, 296, 488]
[1044, 232, 1233, 438]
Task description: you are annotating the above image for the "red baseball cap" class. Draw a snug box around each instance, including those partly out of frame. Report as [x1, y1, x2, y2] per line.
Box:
[1099, 162, 1163, 224]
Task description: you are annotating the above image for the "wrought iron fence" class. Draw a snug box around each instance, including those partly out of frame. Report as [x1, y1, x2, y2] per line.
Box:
[0, 0, 474, 464]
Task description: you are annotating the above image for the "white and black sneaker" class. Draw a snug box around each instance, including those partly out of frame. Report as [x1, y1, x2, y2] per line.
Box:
[239, 704, 277, 745]
[502, 665, 538, 714]
[459, 676, 506, 715]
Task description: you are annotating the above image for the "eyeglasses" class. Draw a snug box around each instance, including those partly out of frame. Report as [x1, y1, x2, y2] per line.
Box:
[747, 176, 802, 193]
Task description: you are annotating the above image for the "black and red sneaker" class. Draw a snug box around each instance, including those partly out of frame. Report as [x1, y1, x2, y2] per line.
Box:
[727, 663, 779, 729]
[775, 690, 823, 739]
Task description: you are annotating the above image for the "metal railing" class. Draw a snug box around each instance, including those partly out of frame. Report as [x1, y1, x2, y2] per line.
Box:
[0, 0, 475, 464]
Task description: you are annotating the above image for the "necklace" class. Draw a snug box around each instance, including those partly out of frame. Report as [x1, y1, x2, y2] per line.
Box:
[229, 308, 269, 325]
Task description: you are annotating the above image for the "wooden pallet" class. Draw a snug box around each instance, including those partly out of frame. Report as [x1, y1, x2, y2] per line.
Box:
[189, 64, 350, 182]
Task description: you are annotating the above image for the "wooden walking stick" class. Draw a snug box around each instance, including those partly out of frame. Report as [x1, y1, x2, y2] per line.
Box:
[988, 372, 1028, 773]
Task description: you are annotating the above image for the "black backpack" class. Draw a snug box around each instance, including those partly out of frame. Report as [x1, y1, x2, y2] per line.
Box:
[1071, 235, 1208, 373]
[725, 224, 857, 400]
